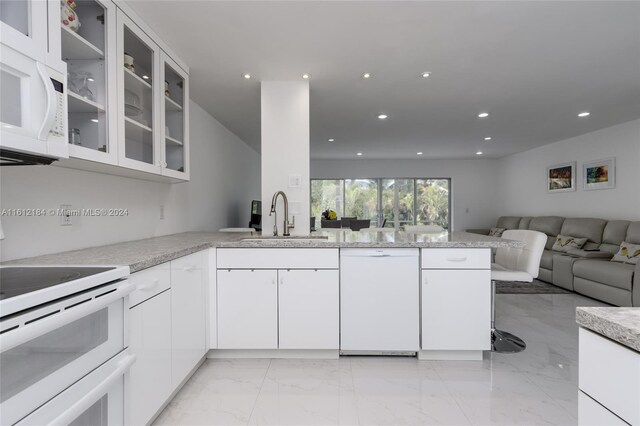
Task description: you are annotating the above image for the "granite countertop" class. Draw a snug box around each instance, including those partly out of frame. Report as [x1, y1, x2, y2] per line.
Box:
[3, 230, 520, 273]
[576, 307, 640, 352]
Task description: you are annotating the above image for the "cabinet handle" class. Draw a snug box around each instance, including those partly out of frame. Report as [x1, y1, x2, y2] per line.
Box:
[183, 265, 197, 272]
[446, 257, 468, 262]
[280, 277, 284, 285]
[137, 278, 160, 291]
[272, 278, 276, 285]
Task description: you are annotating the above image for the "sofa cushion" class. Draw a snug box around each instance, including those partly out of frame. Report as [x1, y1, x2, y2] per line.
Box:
[627, 222, 640, 244]
[573, 260, 635, 291]
[540, 250, 554, 270]
[496, 216, 522, 229]
[552, 235, 588, 252]
[489, 227, 506, 237]
[560, 218, 607, 245]
[519, 217, 533, 229]
[611, 241, 640, 265]
[601, 220, 631, 254]
[529, 216, 565, 236]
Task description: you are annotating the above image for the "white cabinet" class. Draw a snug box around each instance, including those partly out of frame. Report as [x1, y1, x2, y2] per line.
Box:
[160, 52, 189, 180]
[578, 327, 640, 425]
[217, 269, 279, 349]
[170, 252, 206, 387]
[0, 0, 48, 63]
[128, 290, 172, 426]
[278, 270, 339, 350]
[421, 269, 491, 350]
[420, 248, 491, 359]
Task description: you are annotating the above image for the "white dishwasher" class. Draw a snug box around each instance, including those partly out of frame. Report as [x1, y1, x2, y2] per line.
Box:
[340, 248, 420, 353]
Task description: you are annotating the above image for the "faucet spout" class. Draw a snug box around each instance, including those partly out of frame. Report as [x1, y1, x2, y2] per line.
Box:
[270, 191, 295, 237]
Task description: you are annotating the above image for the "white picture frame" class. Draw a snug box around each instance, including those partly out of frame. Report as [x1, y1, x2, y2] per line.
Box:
[583, 157, 616, 191]
[547, 162, 576, 193]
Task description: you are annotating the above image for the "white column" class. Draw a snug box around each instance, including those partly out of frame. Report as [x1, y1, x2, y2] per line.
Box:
[261, 81, 310, 235]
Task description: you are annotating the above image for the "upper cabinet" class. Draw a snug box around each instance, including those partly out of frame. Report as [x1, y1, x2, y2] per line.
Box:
[161, 53, 189, 180]
[116, 9, 161, 174]
[0, 0, 48, 62]
[57, 0, 118, 164]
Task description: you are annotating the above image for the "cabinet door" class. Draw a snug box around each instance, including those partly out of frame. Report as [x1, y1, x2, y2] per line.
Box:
[278, 269, 339, 350]
[217, 270, 278, 349]
[421, 269, 491, 350]
[171, 253, 206, 387]
[160, 51, 189, 180]
[116, 9, 161, 174]
[55, 0, 118, 164]
[0, 0, 48, 62]
[129, 290, 172, 426]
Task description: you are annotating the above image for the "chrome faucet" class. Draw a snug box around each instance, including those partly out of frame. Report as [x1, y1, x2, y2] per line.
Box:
[269, 190, 295, 236]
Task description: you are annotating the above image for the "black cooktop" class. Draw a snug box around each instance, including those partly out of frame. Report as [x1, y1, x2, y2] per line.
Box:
[0, 267, 116, 300]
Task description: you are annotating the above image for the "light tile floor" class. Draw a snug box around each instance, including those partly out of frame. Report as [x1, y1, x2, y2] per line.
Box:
[154, 293, 607, 425]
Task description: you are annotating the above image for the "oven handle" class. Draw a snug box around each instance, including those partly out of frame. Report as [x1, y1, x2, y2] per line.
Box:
[49, 354, 136, 426]
[0, 282, 134, 353]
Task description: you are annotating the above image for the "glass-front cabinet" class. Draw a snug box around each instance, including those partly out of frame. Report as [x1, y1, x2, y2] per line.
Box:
[161, 53, 189, 180]
[0, 0, 48, 62]
[57, 0, 118, 164]
[116, 9, 161, 174]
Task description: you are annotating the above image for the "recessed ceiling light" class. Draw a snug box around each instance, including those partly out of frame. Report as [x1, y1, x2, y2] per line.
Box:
[421, 72, 431, 78]
[417, 152, 423, 155]
[302, 73, 310, 79]
[578, 112, 590, 117]
[476, 151, 483, 155]
[377, 114, 388, 120]
[87, 77, 95, 82]
[362, 73, 371, 79]
[484, 137, 492, 141]
[356, 152, 363, 156]
[243, 73, 251, 79]
[142, 75, 149, 80]
[328, 138, 335, 142]
[91, 119, 99, 123]
[478, 112, 489, 118]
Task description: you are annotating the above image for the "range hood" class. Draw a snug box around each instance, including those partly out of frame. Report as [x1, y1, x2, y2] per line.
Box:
[0, 149, 58, 166]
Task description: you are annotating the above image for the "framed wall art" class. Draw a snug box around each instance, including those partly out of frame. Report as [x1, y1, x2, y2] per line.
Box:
[547, 162, 576, 193]
[583, 157, 615, 190]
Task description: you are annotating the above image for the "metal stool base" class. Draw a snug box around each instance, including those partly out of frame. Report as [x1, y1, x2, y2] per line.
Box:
[491, 329, 526, 353]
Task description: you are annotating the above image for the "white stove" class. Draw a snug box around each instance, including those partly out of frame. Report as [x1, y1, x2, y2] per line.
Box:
[0, 265, 135, 426]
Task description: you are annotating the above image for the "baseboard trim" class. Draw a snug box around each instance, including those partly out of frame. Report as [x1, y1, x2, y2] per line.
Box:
[207, 349, 339, 359]
[418, 350, 484, 361]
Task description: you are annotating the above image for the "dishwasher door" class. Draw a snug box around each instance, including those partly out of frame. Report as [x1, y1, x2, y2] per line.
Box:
[340, 248, 420, 353]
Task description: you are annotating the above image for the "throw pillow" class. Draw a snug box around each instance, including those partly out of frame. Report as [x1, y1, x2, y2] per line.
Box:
[552, 235, 588, 252]
[489, 227, 506, 237]
[611, 241, 640, 265]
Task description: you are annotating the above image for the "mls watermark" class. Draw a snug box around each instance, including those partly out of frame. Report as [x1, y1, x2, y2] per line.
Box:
[0, 208, 129, 217]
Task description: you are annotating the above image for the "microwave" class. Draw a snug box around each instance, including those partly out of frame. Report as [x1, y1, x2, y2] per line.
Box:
[0, 43, 68, 162]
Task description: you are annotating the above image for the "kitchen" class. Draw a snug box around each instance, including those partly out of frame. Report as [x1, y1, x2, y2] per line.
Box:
[1, 1, 640, 425]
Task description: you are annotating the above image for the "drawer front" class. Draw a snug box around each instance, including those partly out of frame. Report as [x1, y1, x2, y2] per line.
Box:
[171, 251, 204, 271]
[578, 391, 627, 426]
[129, 264, 171, 307]
[421, 248, 490, 270]
[579, 328, 640, 425]
[217, 248, 339, 269]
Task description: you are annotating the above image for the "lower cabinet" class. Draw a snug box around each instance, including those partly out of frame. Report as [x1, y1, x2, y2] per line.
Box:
[171, 252, 206, 387]
[217, 269, 278, 349]
[217, 268, 339, 350]
[421, 269, 491, 350]
[128, 291, 172, 426]
[128, 250, 207, 425]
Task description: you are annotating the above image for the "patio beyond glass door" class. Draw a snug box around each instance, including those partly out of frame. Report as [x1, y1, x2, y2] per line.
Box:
[116, 9, 160, 174]
[161, 53, 188, 178]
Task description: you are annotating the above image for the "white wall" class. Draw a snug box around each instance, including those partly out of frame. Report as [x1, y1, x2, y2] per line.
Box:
[498, 119, 640, 220]
[261, 81, 310, 235]
[0, 101, 260, 261]
[311, 158, 502, 231]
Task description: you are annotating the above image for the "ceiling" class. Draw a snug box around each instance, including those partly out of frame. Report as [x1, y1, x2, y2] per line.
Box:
[127, 1, 640, 159]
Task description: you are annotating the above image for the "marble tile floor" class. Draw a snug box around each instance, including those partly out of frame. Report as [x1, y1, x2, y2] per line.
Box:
[154, 293, 608, 426]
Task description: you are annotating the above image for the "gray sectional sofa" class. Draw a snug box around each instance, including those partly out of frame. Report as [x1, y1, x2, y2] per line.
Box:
[467, 217, 640, 307]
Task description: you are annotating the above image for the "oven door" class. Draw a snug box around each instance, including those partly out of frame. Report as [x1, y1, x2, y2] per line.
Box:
[16, 350, 135, 426]
[0, 281, 134, 425]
